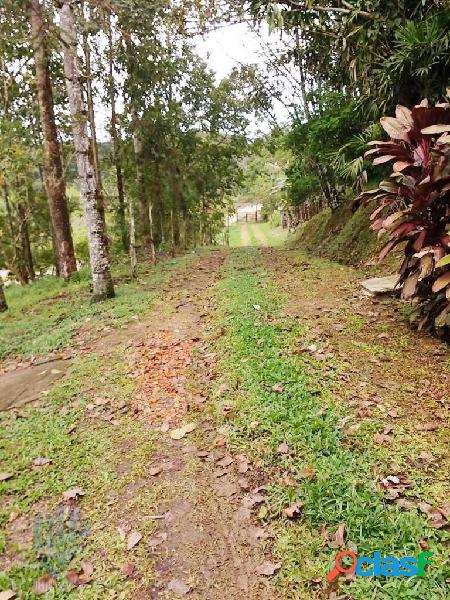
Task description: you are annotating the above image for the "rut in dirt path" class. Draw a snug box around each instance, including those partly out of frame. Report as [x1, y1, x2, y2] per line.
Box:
[123, 248, 279, 600]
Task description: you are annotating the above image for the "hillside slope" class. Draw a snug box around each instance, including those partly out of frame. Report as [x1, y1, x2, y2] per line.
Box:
[288, 200, 383, 267]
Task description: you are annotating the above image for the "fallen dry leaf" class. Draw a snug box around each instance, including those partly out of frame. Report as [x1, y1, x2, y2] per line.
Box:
[329, 523, 345, 548]
[117, 524, 130, 541]
[170, 423, 196, 440]
[415, 422, 439, 432]
[299, 466, 315, 478]
[374, 433, 392, 445]
[418, 502, 449, 529]
[216, 481, 239, 498]
[395, 498, 415, 510]
[242, 492, 265, 509]
[256, 561, 282, 576]
[419, 539, 429, 551]
[304, 344, 318, 353]
[149, 466, 163, 477]
[344, 424, 361, 436]
[216, 455, 233, 468]
[0, 472, 14, 482]
[417, 451, 433, 463]
[277, 442, 290, 455]
[236, 454, 250, 474]
[66, 563, 92, 588]
[238, 477, 250, 490]
[33, 574, 56, 595]
[271, 383, 284, 393]
[63, 487, 85, 501]
[32, 458, 52, 469]
[213, 435, 227, 448]
[121, 562, 135, 577]
[127, 531, 142, 550]
[283, 502, 303, 519]
[167, 578, 190, 595]
[0, 591, 16, 600]
[149, 532, 167, 548]
[379, 473, 411, 499]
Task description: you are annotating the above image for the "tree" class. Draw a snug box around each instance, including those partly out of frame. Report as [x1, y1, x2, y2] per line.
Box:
[0, 280, 7, 311]
[29, 0, 77, 281]
[247, 1, 450, 115]
[57, 0, 114, 301]
[106, 14, 128, 252]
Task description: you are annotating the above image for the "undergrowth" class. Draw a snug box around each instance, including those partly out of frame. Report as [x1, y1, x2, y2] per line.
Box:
[0, 253, 196, 360]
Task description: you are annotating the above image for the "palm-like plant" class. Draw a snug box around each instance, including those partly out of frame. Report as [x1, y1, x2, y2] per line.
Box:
[356, 100, 450, 337]
[331, 123, 382, 192]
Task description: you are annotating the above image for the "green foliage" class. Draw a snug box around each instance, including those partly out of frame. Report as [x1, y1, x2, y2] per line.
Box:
[286, 94, 366, 208]
[249, 1, 449, 114]
[232, 131, 291, 220]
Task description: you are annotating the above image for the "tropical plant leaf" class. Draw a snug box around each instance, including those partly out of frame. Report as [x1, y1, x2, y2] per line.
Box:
[421, 124, 450, 134]
[380, 117, 409, 141]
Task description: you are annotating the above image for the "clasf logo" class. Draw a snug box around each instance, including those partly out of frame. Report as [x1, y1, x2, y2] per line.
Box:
[327, 550, 433, 581]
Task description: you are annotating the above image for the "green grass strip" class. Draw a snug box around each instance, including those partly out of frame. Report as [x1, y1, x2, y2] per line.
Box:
[213, 248, 449, 599]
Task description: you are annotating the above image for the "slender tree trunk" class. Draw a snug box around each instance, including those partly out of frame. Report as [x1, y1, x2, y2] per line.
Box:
[17, 200, 35, 281]
[82, 10, 107, 240]
[128, 192, 137, 277]
[58, 0, 114, 301]
[132, 118, 151, 251]
[29, 0, 77, 281]
[152, 159, 163, 247]
[0, 281, 7, 312]
[3, 183, 27, 285]
[107, 19, 128, 252]
[148, 201, 156, 264]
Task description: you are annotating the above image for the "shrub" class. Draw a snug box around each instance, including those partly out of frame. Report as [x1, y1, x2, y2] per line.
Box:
[356, 100, 450, 337]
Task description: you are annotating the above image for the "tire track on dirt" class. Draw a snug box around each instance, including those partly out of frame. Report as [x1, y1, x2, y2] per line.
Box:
[124, 248, 280, 600]
[240, 224, 252, 247]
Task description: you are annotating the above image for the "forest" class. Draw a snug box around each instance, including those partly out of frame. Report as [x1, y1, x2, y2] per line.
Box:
[0, 1, 449, 599]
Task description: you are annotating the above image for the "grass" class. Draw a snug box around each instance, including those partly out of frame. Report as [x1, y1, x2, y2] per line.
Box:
[226, 222, 287, 248]
[0, 346, 160, 599]
[0, 253, 196, 361]
[210, 248, 450, 599]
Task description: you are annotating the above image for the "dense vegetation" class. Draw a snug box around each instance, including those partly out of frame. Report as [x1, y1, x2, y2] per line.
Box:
[1, 0, 449, 333]
[0, 0, 268, 302]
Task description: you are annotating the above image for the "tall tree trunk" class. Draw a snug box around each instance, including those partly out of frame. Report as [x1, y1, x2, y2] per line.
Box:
[148, 201, 156, 264]
[17, 200, 35, 281]
[132, 117, 151, 251]
[107, 19, 128, 252]
[82, 8, 107, 241]
[168, 156, 183, 248]
[3, 183, 27, 285]
[58, 0, 114, 302]
[29, 0, 77, 281]
[0, 281, 7, 312]
[128, 192, 137, 277]
[152, 159, 163, 247]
